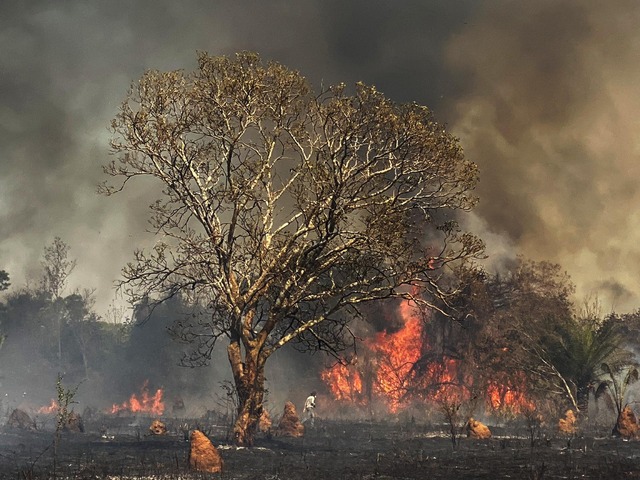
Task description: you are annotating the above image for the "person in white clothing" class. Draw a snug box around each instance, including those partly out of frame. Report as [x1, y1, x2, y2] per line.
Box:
[302, 391, 317, 426]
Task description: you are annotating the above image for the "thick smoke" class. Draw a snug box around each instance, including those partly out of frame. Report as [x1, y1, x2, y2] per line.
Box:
[0, 1, 479, 316]
[444, 0, 640, 312]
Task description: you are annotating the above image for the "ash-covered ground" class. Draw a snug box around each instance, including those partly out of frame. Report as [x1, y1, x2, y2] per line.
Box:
[1, 413, 640, 479]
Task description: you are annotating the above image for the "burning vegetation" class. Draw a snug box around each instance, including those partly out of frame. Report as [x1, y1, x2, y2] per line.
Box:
[2, 237, 640, 478]
[317, 258, 640, 435]
[2, 48, 640, 478]
[2, 238, 640, 452]
[109, 381, 165, 416]
[321, 297, 536, 418]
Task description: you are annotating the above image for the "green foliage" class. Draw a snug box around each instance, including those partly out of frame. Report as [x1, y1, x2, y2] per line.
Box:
[54, 373, 79, 435]
[0, 289, 52, 351]
[0, 287, 122, 394]
[518, 307, 630, 413]
[546, 315, 624, 404]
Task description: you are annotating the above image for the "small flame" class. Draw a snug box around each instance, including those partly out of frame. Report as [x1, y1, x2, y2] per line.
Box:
[110, 381, 165, 415]
[37, 399, 59, 414]
[487, 377, 535, 414]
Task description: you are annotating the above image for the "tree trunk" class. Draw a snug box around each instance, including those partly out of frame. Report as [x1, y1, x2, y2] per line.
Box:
[227, 338, 266, 447]
[80, 345, 90, 382]
[576, 383, 590, 417]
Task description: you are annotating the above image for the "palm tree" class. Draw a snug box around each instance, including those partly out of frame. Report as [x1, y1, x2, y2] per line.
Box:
[546, 315, 626, 414]
[598, 363, 639, 418]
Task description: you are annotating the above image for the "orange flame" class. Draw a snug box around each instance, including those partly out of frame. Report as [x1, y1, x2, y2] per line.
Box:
[367, 301, 423, 412]
[486, 377, 535, 414]
[320, 362, 363, 403]
[427, 358, 465, 403]
[37, 399, 59, 414]
[110, 381, 165, 415]
[321, 298, 535, 416]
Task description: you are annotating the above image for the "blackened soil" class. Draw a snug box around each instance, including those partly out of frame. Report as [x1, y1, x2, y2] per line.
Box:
[1, 418, 639, 479]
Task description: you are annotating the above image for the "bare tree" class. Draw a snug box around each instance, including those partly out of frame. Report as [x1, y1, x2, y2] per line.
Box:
[41, 237, 76, 301]
[40, 237, 76, 369]
[103, 51, 482, 445]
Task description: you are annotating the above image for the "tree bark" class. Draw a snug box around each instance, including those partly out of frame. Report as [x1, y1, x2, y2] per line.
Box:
[576, 384, 590, 417]
[227, 338, 266, 446]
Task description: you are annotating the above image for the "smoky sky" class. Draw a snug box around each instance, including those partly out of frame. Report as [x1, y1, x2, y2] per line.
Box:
[445, 0, 640, 311]
[1, 0, 639, 314]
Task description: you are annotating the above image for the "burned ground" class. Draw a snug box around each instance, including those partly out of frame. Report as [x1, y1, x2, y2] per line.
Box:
[1, 415, 640, 479]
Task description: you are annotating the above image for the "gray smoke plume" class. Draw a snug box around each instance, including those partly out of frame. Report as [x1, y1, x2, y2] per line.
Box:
[444, 0, 640, 312]
[1, 0, 638, 318]
[0, 1, 476, 314]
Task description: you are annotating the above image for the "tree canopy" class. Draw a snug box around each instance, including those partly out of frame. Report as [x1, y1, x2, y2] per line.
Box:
[104, 51, 482, 444]
[441, 259, 631, 416]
